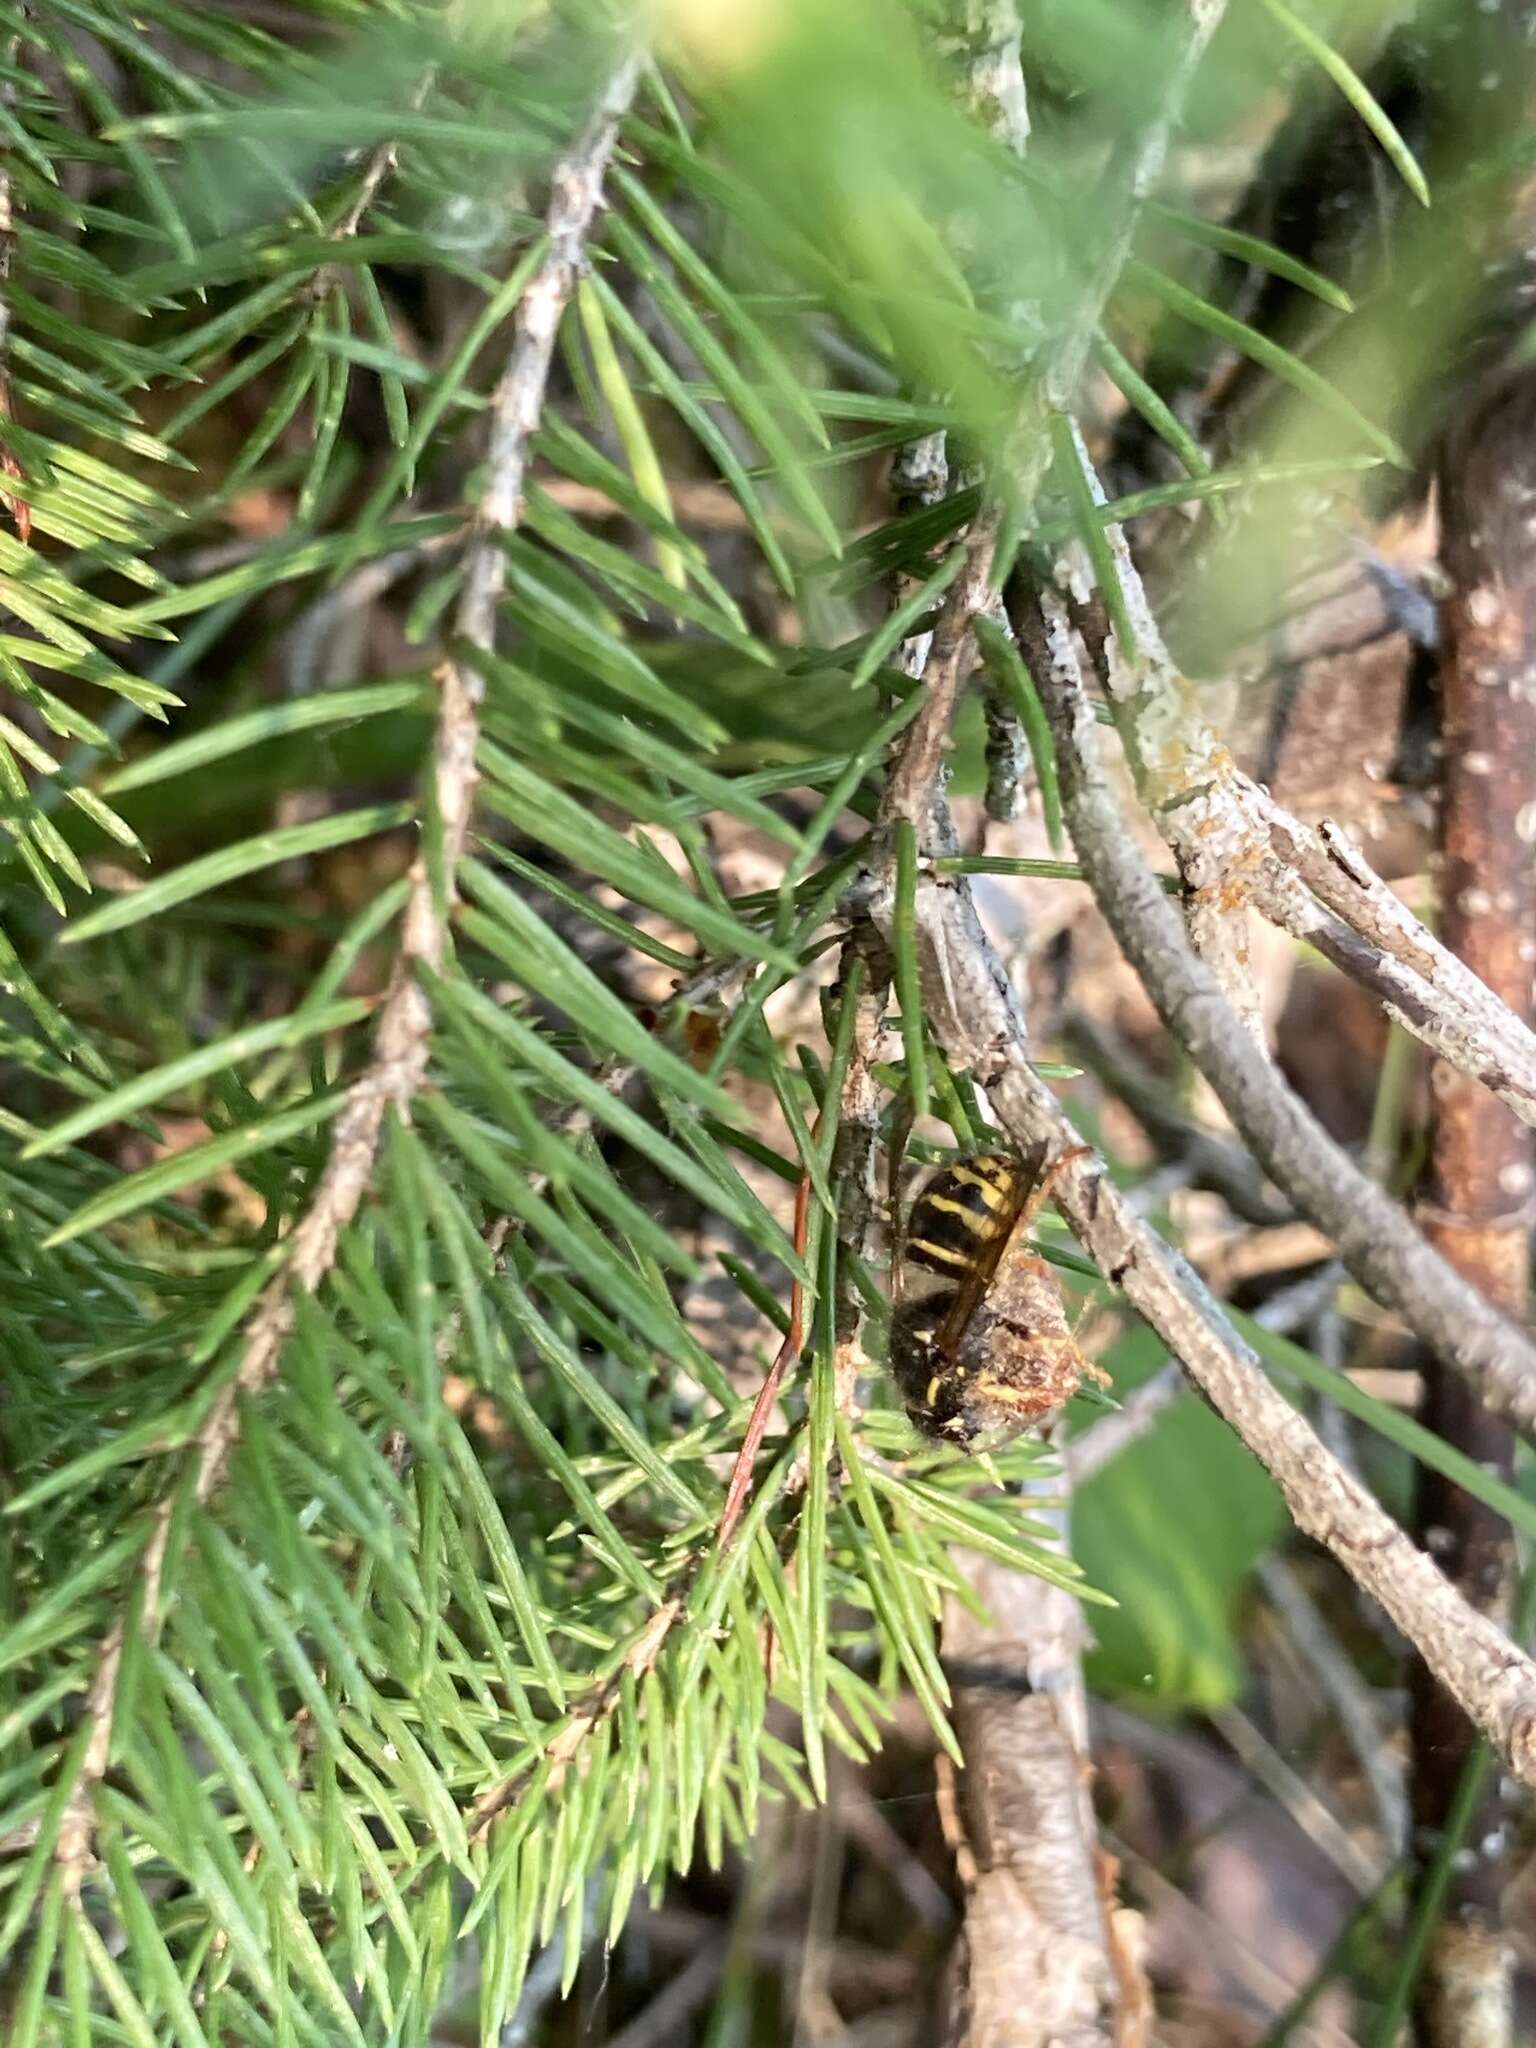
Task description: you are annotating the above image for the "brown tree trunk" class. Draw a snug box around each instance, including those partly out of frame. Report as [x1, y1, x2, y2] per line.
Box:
[1408, 362, 1536, 2047]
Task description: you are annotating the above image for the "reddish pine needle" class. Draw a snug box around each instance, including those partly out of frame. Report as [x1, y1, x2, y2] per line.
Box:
[716, 1148, 816, 1551]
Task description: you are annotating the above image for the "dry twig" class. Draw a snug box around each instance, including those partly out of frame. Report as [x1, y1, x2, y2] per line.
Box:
[942, 1508, 1124, 2048]
[1064, 1365, 1183, 1487]
[884, 512, 1004, 833]
[1253, 813, 1536, 1133]
[1063, 1005, 1290, 1227]
[1258, 1556, 1407, 1859]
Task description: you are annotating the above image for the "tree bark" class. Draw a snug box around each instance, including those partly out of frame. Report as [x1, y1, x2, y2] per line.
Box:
[1408, 358, 1536, 2048]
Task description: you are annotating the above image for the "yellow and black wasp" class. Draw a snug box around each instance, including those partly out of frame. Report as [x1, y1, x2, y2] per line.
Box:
[889, 1145, 1107, 1447]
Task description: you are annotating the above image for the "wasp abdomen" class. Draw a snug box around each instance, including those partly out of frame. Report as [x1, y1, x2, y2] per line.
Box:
[903, 1152, 1015, 1275]
[891, 1149, 1099, 1448]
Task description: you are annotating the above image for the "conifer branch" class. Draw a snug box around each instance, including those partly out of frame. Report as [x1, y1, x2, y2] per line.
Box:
[474, 941, 886, 1840]
[53, 46, 642, 1900]
[13, 3, 1518, 2029]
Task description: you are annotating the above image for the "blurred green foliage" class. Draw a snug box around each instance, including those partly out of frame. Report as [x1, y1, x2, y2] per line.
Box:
[1076, 1328, 1287, 1709]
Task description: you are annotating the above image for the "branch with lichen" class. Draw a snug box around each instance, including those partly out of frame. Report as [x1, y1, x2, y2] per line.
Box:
[1025, 605, 1536, 1432]
[1024, 425, 1536, 1129]
[1017, 427, 1273, 1039]
[1252, 809, 1536, 1130]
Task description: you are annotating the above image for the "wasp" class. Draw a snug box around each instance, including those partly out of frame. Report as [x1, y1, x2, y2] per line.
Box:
[889, 1145, 1107, 1447]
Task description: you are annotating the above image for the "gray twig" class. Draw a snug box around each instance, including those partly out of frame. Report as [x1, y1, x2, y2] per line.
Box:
[1035, 448, 1536, 1126]
[1258, 1555, 1408, 1858]
[1064, 1005, 1290, 1226]
[1006, 1077, 1536, 1790]
[1253, 812, 1536, 1132]
[1029, 611, 1536, 1434]
[1065, 1365, 1182, 1486]
[1207, 1701, 1386, 1897]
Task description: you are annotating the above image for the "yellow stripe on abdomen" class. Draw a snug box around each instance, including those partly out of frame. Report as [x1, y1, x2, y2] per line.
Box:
[907, 1236, 973, 1269]
[921, 1192, 995, 1233]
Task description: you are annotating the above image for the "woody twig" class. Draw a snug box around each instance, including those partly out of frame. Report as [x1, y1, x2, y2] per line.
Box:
[853, 486, 1536, 1805]
[1019, 433, 1536, 1127]
[1025, 605, 1536, 1434]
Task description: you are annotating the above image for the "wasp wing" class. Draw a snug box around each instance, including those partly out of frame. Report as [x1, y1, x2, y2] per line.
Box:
[930, 1167, 1031, 1362]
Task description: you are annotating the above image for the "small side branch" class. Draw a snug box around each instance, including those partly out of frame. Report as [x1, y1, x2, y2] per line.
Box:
[1030, 441, 1536, 1125]
[302, 68, 438, 308]
[1063, 1006, 1291, 1226]
[1254, 811, 1536, 1131]
[1030, 485, 1536, 1125]
[883, 513, 1003, 834]
[467, 1596, 682, 1842]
